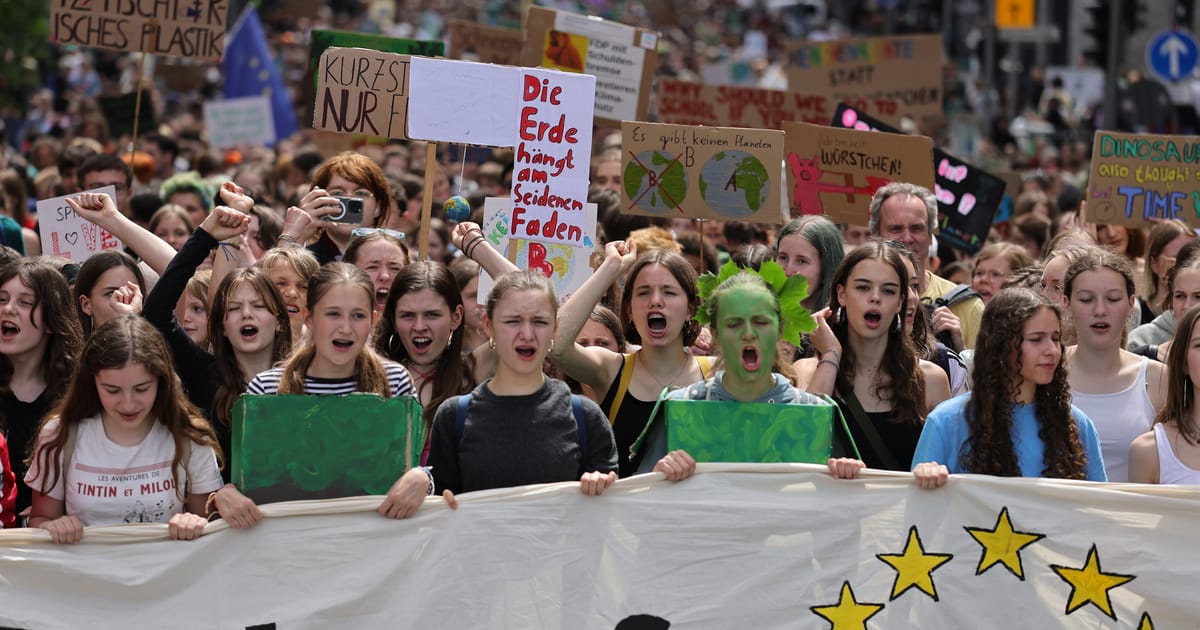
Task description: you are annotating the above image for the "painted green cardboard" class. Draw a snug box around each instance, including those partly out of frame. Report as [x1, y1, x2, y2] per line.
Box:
[232, 394, 425, 504]
[664, 399, 833, 464]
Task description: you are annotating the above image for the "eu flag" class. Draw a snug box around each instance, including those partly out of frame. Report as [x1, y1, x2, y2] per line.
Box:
[222, 7, 300, 143]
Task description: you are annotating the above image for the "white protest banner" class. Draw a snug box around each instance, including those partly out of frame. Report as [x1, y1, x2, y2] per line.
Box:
[50, 0, 229, 60]
[36, 187, 123, 261]
[477, 196, 597, 304]
[0, 467, 1191, 628]
[509, 67, 595, 247]
[203, 95, 275, 149]
[406, 56, 521, 147]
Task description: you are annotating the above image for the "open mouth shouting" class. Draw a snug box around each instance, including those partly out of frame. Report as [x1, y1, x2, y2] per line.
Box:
[646, 312, 669, 338]
[0, 320, 19, 340]
[740, 345, 762, 372]
[331, 338, 356, 352]
[239, 324, 260, 342]
[286, 303, 301, 317]
[375, 289, 388, 311]
[410, 336, 433, 354]
[515, 344, 539, 360]
[863, 309, 883, 329]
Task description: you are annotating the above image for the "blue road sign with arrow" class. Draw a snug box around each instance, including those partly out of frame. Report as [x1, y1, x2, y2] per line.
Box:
[1147, 30, 1200, 82]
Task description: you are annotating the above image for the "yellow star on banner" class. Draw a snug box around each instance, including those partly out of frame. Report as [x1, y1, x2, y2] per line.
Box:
[810, 581, 885, 630]
[1050, 544, 1136, 621]
[876, 526, 954, 601]
[1138, 612, 1155, 629]
[964, 506, 1045, 579]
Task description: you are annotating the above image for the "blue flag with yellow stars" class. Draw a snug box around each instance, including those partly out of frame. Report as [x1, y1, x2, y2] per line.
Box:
[221, 6, 299, 144]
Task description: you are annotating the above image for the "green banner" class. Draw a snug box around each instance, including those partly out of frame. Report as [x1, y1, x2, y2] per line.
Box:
[665, 398, 833, 464]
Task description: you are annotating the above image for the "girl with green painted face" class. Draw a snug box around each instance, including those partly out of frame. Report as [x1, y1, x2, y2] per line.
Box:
[639, 271, 865, 481]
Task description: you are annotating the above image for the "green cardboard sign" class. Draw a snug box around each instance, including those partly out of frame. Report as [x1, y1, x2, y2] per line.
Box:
[664, 398, 833, 464]
[232, 394, 425, 504]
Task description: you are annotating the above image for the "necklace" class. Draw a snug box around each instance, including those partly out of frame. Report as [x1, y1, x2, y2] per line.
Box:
[406, 363, 437, 387]
[637, 351, 693, 392]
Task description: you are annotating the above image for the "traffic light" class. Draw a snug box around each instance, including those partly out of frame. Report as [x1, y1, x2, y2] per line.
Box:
[1177, 0, 1196, 29]
[1084, 0, 1112, 68]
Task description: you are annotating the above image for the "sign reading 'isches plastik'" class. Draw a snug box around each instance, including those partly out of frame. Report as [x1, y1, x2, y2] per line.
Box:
[51, 0, 229, 60]
[783, 121, 934, 225]
[787, 34, 943, 120]
[620, 121, 784, 223]
[1087, 130, 1200, 227]
[313, 47, 410, 139]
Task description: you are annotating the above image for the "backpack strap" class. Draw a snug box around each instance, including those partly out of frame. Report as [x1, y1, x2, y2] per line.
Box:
[696, 355, 714, 379]
[606, 353, 637, 425]
[838, 391, 901, 471]
[60, 421, 78, 494]
[455, 394, 473, 446]
[935, 284, 981, 309]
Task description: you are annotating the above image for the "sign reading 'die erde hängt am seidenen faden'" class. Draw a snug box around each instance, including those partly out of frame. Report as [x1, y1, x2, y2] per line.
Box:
[1087, 130, 1200, 227]
[51, 0, 229, 60]
[509, 68, 595, 248]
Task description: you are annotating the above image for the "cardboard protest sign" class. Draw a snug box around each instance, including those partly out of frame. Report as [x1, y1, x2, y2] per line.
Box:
[658, 77, 896, 129]
[155, 61, 207, 92]
[477, 197, 598, 305]
[522, 7, 658, 127]
[406, 57, 523, 147]
[620, 121, 785, 223]
[98, 92, 156, 139]
[304, 30, 442, 128]
[831, 104, 1004, 254]
[204, 95, 275, 149]
[232, 394, 424, 504]
[36, 187, 123, 261]
[447, 19, 524, 65]
[51, 0, 228, 60]
[1086, 130, 1200, 227]
[783, 121, 934, 225]
[786, 34, 944, 121]
[312, 47, 411, 139]
[509, 68, 596, 247]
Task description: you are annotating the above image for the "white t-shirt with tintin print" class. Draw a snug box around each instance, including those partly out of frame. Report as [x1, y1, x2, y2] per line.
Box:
[25, 415, 222, 526]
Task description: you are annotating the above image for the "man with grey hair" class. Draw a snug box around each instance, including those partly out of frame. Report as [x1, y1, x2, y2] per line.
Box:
[868, 182, 982, 349]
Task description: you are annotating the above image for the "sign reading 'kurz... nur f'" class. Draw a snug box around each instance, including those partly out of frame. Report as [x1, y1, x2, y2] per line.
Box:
[52, 0, 229, 60]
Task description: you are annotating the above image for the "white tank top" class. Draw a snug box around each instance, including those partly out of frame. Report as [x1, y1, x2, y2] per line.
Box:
[1070, 356, 1155, 482]
[1154, 423, 1200, 485]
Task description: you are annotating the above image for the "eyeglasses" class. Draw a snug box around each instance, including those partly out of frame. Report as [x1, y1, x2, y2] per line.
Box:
[351, 227, 406, 240]
[329, 189, 374, 199]
[87, 181, 129, 193]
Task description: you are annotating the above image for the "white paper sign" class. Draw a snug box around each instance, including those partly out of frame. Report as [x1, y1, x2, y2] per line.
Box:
[477, 196, 597, 305]
[553, 10, 646, 121]
[509, 67, 595, 247]
[36, 187, 123, 261]
[204, 95, 276, 149]
[406, 56, 521, 146]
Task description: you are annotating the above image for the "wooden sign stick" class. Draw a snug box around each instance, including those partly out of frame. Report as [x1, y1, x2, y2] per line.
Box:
[418, 141, 437, 260]
[130, 50, 151, 154]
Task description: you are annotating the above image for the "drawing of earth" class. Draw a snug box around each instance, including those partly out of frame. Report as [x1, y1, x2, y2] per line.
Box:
[698, 151, 770, 218]
[624, 150, 688, 214]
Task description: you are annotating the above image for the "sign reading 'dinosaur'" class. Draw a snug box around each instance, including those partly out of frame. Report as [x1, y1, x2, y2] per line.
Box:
[522, 7, 658, 127]
[783, 121, 934, 225]
[37, 187, 123, 261]
[620, 121, 785, 223]
[787, 34, 944, 120]
[1087, 130, 1200, 227]
[51, 0, 229, 60]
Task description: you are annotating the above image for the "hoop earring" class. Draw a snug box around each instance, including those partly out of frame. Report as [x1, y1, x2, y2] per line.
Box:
[893, 314, 902, 333]
[549, 338, 555, 352]
[834, 306, 844, 325]
[488, 337, 495, 349]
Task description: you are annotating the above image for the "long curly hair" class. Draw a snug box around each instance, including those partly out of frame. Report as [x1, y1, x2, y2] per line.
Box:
[962, 287, 1087, 478]
[828, 241, 925, 425]
[374, 261, 473, 430]
[207, 267, 293, 427]
[0, 261, 84, 436]
[30, 315, 220, 501]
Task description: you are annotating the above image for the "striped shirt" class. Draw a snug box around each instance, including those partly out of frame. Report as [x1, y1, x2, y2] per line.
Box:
[246, 360, 413, 397]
